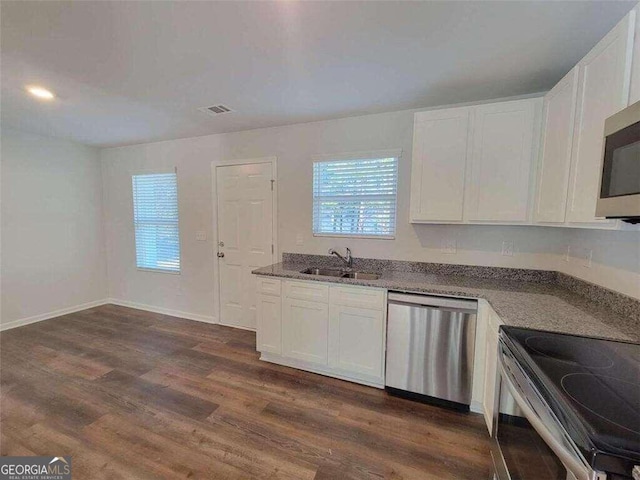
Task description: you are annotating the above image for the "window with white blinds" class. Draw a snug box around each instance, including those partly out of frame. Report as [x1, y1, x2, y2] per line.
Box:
[132, 172, 181, 273]
[313, 155, 398, 238]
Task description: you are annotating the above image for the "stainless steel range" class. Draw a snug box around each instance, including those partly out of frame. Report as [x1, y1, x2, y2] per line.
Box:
[493, 327, 640, 480]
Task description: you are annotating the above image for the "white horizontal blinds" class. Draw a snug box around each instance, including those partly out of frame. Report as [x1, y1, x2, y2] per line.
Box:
[313, 157, 398, 237]
[132, 173, 180, 273]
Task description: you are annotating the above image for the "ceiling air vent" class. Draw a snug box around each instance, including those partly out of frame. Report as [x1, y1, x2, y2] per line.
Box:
[198, 104, 234, 116]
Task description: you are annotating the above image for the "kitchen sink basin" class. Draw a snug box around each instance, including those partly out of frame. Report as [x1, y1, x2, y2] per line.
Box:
[300, 268, 345, 277]
[300, 268, 381, 280]
[341, 272, 381, 280]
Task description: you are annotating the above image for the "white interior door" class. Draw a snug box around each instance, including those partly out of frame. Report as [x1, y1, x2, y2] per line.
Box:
[216, 162, 274, 330]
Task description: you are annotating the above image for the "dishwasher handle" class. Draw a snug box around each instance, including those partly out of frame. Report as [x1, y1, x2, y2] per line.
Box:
[388, 292, 477, 312]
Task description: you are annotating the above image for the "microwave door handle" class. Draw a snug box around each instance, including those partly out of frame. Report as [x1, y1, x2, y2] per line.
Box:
[498, 360, 601, 480]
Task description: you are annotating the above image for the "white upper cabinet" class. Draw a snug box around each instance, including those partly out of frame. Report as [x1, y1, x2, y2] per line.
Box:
[466, 99, 541, 222]
[410, 107, 471, 222]
[629, 5, 640, 105]
[410, 7, 636, 229]
[534, 67, 579, 223]
[566, 11, 635, 225]
[409, 98, 541, 224]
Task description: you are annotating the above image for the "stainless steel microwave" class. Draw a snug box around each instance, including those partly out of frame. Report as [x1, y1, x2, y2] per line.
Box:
[596, 100, 640, 222]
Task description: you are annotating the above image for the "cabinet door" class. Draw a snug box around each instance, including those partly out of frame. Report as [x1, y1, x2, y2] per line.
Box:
[256, 294, 281, 354]
[482, 327, 498, 434]
[566, 11, 635, 225]
[466, 99, 539, 222]
[534, 67, 579, 223]
[282, 297, 329, 365]
[328, 305, 384, 379]
[410, 107, 471, 222]
[482, 311, 502, 434]
[629, 6, 640, 105]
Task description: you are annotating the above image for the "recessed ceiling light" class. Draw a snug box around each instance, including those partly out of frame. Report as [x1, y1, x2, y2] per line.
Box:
[26, 86, 55, 100]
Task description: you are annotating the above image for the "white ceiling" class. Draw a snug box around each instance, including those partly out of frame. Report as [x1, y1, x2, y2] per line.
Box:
[1, 1, 636, 148]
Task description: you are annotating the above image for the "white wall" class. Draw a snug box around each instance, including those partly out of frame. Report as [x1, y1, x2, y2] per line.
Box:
[101, 136, 217, 321]
[560, 227, 640, 299]
[102, 107, 638, 322]
[1, 128, 108, 327]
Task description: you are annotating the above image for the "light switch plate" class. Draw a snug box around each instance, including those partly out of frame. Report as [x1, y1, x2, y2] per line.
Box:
[196, 231, 207, 241]
[582, 249, 592, 268]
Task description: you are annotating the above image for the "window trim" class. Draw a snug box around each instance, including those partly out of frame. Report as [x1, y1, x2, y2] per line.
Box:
[136, 267, 181, 275]
[311, 149, 401, 240]
[131, 169, 182, 275]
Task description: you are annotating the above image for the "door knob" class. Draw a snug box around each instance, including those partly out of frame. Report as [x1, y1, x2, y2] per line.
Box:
[217, 252, 225, 258]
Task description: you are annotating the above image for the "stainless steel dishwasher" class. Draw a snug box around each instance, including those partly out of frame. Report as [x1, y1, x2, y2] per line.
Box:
[385, 292, 477, 410]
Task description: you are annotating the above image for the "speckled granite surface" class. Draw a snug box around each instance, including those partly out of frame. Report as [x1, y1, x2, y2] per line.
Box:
[282, 253, 557, 282]
[254, 254, 639, 343]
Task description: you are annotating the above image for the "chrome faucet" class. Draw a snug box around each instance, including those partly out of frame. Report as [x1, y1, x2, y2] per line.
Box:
[328, 247, 353, 268]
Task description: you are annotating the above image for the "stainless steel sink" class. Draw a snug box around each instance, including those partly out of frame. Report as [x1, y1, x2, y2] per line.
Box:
[300, 267, 381, 280]
[300, 268, 345, 277]
[341, 272, 381, 280]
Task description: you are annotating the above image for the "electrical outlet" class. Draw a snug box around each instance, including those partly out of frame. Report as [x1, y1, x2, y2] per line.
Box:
[583, 249, 592, 268]
[501, 241, 514, 257]
[296, 233, 304, 246]
[564, 245, 571, 262]
[195, 231, 206, 241]
[441, 239, 457, 254]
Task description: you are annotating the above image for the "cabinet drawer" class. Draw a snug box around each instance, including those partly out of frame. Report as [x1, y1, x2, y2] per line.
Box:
[284, 281, 329, 303]
[330, 286, 385, 310]
[257, 277, 281, 296]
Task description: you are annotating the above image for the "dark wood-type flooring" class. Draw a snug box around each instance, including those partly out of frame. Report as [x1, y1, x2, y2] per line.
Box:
[0, 304, 492, 479]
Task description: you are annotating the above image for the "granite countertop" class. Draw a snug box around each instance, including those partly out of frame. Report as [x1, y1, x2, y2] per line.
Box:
[253, 259, 639, 344]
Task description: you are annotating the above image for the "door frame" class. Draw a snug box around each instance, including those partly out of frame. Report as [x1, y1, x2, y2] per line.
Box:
[211, 156, 278, 330]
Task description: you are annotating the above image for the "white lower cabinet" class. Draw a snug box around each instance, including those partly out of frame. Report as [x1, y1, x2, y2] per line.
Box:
[257, 276, 508, 406]
[256, 277, 386, 387]
[282, 297, 329, 365]
[470, 300, 503, 434]
[256, 293, 282, 354]
[482, 312, 501, 434]
[328, 304, 384, 380]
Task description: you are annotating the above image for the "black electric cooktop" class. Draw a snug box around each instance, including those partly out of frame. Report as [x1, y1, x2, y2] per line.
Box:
[501, 326, 640, 476]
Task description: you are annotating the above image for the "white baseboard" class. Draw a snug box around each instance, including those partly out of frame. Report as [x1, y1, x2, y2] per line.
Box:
[260, 352, 384, 389]
[107, 298, 217, 325]
[0, 299, 110, 332]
